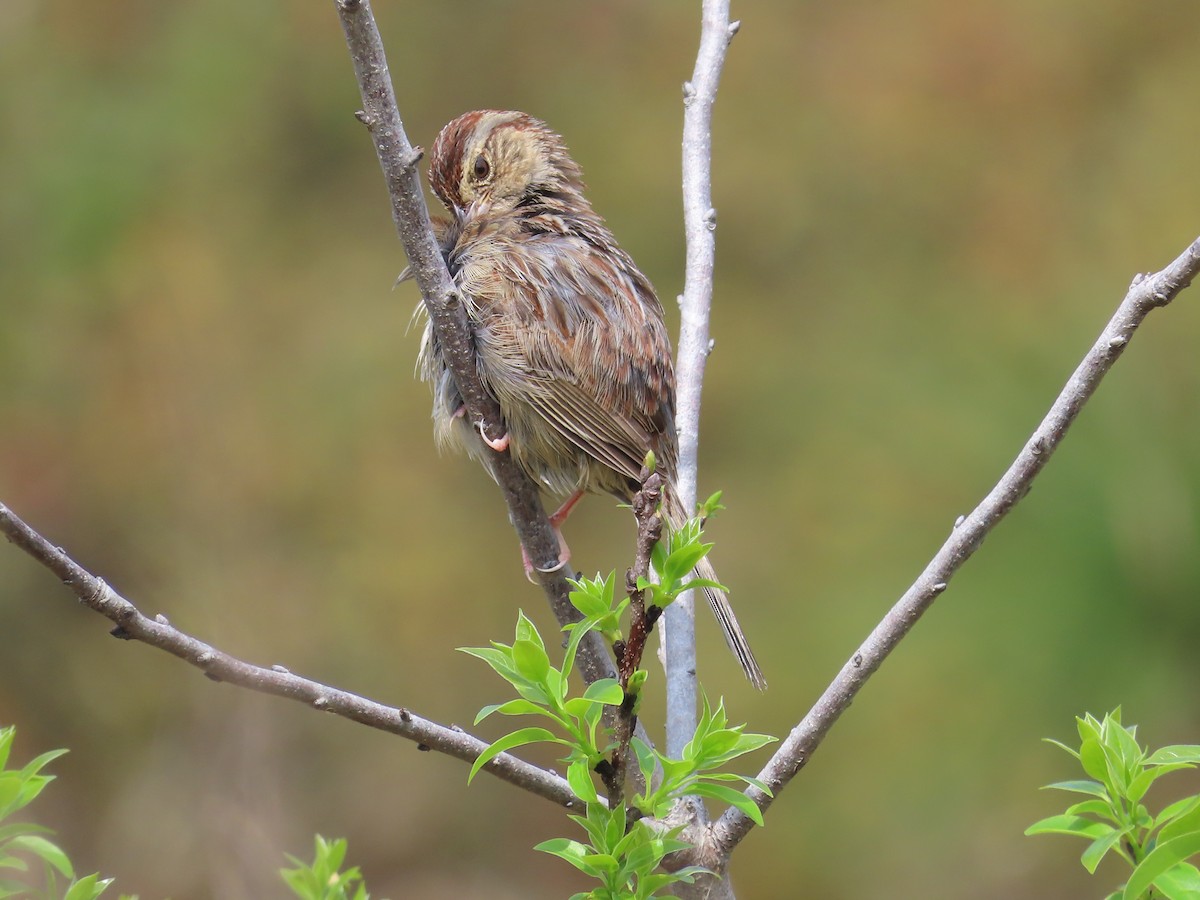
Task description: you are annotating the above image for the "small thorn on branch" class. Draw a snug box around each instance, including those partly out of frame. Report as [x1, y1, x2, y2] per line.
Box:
[400, 145, 425, 169]
[728, 20, 742, 37]
[353, 109, 375, 128]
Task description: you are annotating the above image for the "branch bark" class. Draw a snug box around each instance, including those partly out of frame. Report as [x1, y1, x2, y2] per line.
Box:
[662, 4, 741, 898]
[0, 502, 580, 808]
[333, 0, 618, 687]
[709, 235, 1200, 854]
[667, 0, 739, 762]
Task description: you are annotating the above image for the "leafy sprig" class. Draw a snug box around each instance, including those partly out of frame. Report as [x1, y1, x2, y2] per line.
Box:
[462, 507, 775, 898]
[1027, 709, 1200, 900]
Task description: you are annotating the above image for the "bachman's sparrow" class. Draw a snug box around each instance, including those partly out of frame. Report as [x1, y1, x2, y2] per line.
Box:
[413, 110, 765, 689]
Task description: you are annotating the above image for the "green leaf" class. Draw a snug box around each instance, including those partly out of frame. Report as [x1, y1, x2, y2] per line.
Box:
[468, 727, 564, 784]
[534, 839, 610, 878]
[1044, 737, 1082, 760]
[1080, 737, 1112, 788]
[1151, 862, 1200, 900]
[561, 616, 602, 683]
[0, 777, 19, 819]
[18, 749, 68, 781]
[0, 855, 28, 873]
[511, 638, 551, 684]
[566, 760, 599, 805]
[458, 645, 519, 679]
[474, 698, 556, 724]
[1157, 796, 1200, 837]
[0, 822, 53, 844]
[1041, 779, 1110, 799]
[1159, 805, 1200, 851]
[1128, 764, 1193, 807]
[1124, 832, 1200, 900]
[1078, 713, 1104, 746]
[62, 874, 115, 900]
[661, 542, 712, 584]
[7, 834, 74, 879]
[0, 729, 13, 771]
[1081, 826, 1128, 874]
[1146, 746, 1200, 766]
[1064, 800, 1116, 820]
[1025, 814, 1113, 840]
[689, 782, 765, 827]
[582, 679, 625, 707]
[514, 611, 545, 650]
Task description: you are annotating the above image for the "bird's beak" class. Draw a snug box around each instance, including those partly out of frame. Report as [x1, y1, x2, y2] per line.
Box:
[462, 198, 492, 221]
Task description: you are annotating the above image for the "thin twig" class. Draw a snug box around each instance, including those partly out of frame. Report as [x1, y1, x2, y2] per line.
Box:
[710, 236, 1200, 853]
[668, 0, 739, 761]
[604, 468, 665, 810]
[333, 0, 617, 686]
[0, 502, 581, 808]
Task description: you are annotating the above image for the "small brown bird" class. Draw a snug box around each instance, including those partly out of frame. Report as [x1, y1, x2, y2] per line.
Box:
[413, 110, 765, 689]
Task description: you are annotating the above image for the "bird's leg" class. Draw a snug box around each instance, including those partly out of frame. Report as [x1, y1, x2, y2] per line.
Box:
[521, 530, 571, 581]
[548, 488, 586, 528]
[519, 490, 586, 581]
[474, 417, 510, 452]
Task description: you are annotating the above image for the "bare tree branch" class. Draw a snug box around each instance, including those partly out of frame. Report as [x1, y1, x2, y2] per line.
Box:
[0, 501, 581, 808]
[710, 236, 1200, 853]
[333, 0, 618, 686]
[659, 4, 743, 898]
[667, 0, 740, 761]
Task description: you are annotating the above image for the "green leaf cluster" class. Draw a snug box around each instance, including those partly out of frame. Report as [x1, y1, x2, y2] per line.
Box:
[638, 518, 726, 609]
[1026, 709, 1200, 899]
[280, 836, 370, 900]
[630, 696, 773, 826]
[462, 610, 625, 790]
[461, 507, 776, 899]
[536, 803, 705, 900]
[0, 726, 117, 900]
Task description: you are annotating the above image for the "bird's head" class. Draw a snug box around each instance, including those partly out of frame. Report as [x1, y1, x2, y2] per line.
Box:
[428, 110, 587, 220]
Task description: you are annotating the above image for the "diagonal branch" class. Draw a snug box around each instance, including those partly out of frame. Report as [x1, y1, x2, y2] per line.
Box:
[333, 0, 617, 686]
[667, 0, 740, 760]
[0, 501, 580, 809]
[710, 236, 1200, 853]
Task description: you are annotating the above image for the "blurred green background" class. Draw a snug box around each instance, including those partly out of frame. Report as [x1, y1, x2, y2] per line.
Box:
[2, 0, 1199, 897]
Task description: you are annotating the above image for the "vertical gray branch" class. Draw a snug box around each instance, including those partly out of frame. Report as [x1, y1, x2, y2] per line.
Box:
[667, 0, 740, 761]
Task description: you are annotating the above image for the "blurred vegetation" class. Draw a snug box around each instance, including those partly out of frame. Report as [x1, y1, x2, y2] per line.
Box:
[2, 0, 1199, 897]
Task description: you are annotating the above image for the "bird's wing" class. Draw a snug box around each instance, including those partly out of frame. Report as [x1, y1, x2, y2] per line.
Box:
[469, 231, 677, 485]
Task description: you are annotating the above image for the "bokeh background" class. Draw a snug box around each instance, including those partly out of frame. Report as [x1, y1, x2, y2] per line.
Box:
[3, 1, 1199, 897]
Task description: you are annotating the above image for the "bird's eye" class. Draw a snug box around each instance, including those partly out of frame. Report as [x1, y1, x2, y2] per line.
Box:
[472, 155, 490, 181]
